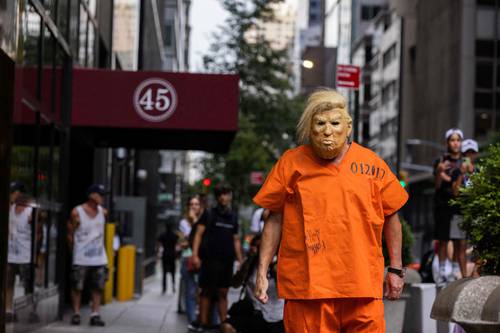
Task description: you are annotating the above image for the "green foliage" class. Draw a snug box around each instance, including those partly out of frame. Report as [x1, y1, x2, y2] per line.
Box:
[452, 143, 500, 275]
[202, 0, 304, 204]
[383, 218, 414, 267]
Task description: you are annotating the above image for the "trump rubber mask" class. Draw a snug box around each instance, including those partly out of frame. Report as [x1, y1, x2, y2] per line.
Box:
[310, 108, 352, 160]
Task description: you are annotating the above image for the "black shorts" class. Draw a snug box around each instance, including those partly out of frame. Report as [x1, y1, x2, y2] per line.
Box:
[7, 263, 31, 289]
[225, 311, 284, 333]
[434, 206, 453, 241]
[199, 259, 233, 289]
[71, 265, 108, 291]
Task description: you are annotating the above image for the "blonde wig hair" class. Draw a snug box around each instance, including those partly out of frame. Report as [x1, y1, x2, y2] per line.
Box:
[296, 88, 353, 144]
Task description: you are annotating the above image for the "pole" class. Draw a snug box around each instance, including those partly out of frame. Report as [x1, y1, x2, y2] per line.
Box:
[354, 89, 360, 143]
[396, 17, 405, 174]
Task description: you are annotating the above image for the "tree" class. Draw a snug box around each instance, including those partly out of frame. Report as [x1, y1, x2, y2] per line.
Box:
[452, 143, 500, 275]
[202, 0, 304, 204]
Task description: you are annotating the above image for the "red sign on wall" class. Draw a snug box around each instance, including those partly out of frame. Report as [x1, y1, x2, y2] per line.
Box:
[336, 64, 360, 89]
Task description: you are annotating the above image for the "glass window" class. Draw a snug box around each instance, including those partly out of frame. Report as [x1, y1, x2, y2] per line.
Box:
[88, 0, 97, 18]
[476, 61, 493, 89]
[78, 4, 88, 65]
[476, 8, 495, 39]
[0, 0, 20, 58]
[477, 0, 495, 7]
[383, 43, 397, 68]
[43, 0, 57, 21]
[476, 40, 494, 58]
[42, 30, 55, 115]
[165, 24, 173, 47]
[69, 0, 79, 56]
[21, 4, 42, 100]
[87, 21, 95, 67]
[56, 0, 69, 39]
[475, 92, 493, 109]
[474, 111, 492, 137]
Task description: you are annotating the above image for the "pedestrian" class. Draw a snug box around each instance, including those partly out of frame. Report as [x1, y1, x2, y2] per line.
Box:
[6, 182, 33, 323]
[249, 207, 270, 234]
[253, 89, 409, 332]
[191, 184, 244, 331]
[221, 234, 285, 333]
[433, 128, 463, 284]
[157, 223, 179, 294]
[68, 184, 109, 326]
[450, 138, 479, 278]
[178, 195, 203, 328]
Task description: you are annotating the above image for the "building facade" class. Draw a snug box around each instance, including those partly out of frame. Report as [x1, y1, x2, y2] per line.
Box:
[0, 0, 170, 329]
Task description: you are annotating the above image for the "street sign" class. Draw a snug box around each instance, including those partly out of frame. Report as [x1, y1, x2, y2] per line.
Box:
[250, 171, 265, 185]
[336, 64, 360, 89]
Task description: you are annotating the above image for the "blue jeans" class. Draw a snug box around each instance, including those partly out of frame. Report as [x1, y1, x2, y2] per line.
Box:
[180, 257, 198, 323]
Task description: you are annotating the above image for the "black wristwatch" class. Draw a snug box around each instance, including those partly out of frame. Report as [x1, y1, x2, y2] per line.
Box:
[388, 267, 406, 278]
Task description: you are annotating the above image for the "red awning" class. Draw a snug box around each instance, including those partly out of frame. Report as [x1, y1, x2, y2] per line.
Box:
[71, 69, 239, 152]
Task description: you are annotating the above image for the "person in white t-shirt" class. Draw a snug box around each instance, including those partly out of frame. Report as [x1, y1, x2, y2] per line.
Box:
[68, 184, 109, 327]
[6, 182, 35, 323]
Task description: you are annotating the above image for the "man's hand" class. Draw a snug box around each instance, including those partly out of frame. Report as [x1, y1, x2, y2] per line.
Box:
[384, 272, 404, 300]
[254, 273, 269, 304]
[192, 255, 201, 270]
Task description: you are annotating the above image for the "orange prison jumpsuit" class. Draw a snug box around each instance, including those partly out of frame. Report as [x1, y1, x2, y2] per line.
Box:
[253, 143, 409, 333]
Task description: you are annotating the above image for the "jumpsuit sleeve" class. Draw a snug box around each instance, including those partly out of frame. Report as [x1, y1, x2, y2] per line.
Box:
[379, 160, 409, 217]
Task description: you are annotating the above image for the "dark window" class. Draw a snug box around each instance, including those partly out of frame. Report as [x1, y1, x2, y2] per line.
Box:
[165, 24, 173, 47]
[365, 45, 372, 63]
[474, 111, 492, 137]
[476, 62, 493, 89]
[477, 0, 495, 7]
[382, 81, 397, 105]
[476, 40, 494, 58]
[475, 92, 493, 109]
[364, 81, 372, 102]
[361, 5, 381, 21]
[383, 43, 397, 68]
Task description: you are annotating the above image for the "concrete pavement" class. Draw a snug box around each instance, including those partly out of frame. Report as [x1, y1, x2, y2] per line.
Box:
[33, 272, 190, 333]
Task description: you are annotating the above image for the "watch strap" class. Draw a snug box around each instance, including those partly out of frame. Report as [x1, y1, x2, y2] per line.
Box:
[388, 267, 405, 278]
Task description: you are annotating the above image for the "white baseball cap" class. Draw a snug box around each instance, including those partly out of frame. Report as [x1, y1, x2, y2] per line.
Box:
[461, 139, 478, 153]
[445, 128, 464, 140]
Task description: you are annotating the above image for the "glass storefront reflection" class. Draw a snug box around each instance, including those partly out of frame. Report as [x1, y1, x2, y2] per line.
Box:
[0, 0, 20, 59]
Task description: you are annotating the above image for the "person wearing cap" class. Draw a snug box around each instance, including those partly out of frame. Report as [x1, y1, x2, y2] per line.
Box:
[253, 89, 408, 332]
[67, 184, 109, 326]
[433, 128, 464, 284]
[6, 183, 34, 323]
[447, 139, 480, 279]
[191, 184, 244, 330]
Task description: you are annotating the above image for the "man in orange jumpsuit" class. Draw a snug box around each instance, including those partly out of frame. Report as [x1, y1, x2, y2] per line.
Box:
[253, 89, 409, 332]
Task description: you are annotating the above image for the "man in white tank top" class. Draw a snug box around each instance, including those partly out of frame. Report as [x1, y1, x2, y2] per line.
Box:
[6, 183, 34, 323]
[68, 184, 109, 326]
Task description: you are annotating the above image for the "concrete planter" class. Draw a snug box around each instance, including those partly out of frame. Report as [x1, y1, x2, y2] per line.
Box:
[431, 276, 500, 333]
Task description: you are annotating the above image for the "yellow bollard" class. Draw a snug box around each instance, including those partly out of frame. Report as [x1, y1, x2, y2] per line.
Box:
[117, 245, 136, 301]
[104, 223, 115, 304]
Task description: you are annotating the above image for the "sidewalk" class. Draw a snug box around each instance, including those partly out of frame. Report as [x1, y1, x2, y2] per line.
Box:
[33, 271, 190, 333]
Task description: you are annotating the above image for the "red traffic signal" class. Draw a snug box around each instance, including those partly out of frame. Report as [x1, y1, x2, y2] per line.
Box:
[202, 178, 212, 187]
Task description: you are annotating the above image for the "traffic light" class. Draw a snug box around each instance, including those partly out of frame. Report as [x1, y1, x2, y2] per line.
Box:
[399, 171, 408, 188]
[202, 178, 211, 187]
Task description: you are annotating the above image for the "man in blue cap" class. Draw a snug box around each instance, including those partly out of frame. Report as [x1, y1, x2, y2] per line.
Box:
[68, 184, 109, 326]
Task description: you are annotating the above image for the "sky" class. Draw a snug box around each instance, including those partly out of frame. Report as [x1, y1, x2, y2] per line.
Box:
[189, 0, 229, 72]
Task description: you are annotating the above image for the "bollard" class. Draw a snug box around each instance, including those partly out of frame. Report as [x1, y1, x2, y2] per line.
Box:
[117, 245, 136, 301]
[104, 223, 115, 304]
[431, 276, 500, 333]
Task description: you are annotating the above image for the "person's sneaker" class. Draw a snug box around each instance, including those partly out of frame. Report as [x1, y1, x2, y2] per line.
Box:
[187, 321, 202, 332]
[70, 313, 81, 325]
[5, 312, 18, 323]
[89, 314, 105, 326]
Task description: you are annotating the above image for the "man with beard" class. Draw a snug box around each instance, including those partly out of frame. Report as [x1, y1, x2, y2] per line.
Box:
[253, 89, 408, 332]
